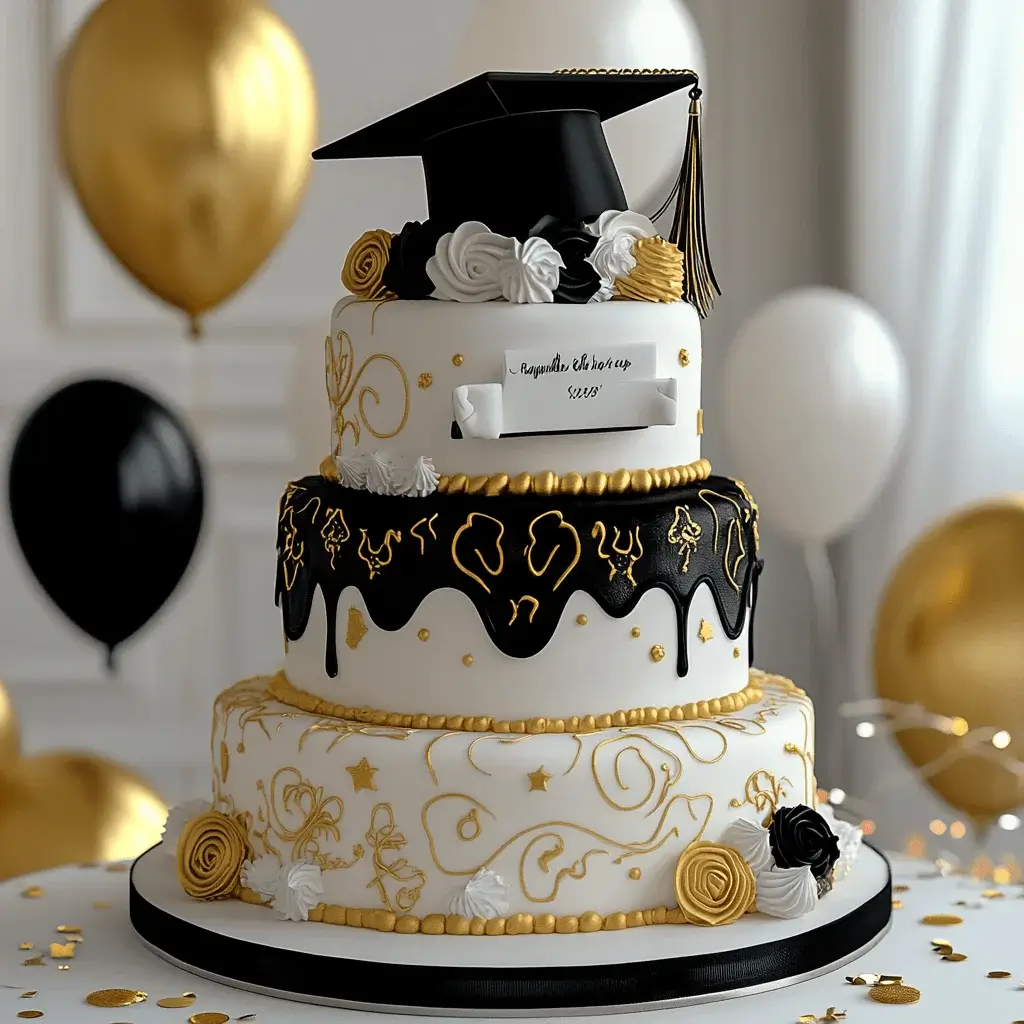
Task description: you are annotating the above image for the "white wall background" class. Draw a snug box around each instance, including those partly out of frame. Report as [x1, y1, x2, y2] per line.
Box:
[0, 0, 832, 807]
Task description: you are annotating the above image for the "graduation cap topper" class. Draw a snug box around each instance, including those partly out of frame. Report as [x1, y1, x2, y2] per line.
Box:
[316, 70, 718, 317]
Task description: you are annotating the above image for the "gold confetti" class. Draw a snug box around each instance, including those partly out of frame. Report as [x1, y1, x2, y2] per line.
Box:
[56, 965, 70, 971]
[236, 1017, 259, 1022]
[189, 1014, 231, 1024]
[20, 993, 37, 999]
[988, 971, 1012, 978]
[49, 942, 75, 958]
[22, 957, 45, 966]
[921, 913, 963, 925]
[798, 1012, 846, 1023]
[954, 900, 970, 906]
[931, 937, 953, 947]
[942, 952, 968, 961]
[85, 989, 147, 1008]
[879, 975, 904, 985]
[157, 995, 197, 1008]
[92, 901, 110, 909]
[66, 934, 84, 943]
[18, 942, 33, 950]
[846, 974, 879, 986]
[55, 925, 82, 934]
[893, 884, 910, 893]
[892, 899, 904, 908]
[982, 888, 1005, 898]
[21, 887, 43, 898]
[17, 1012, 44, 1019]
[105, 863, 130, 872]
[869, 984, 921, 1005]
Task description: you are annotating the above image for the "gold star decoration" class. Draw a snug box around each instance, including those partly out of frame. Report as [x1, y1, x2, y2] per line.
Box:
[798, 1010, 846, 1023]
[345, 757, 378, 793]
[527, 767, 552, 792]
[697, 618, 714, 643]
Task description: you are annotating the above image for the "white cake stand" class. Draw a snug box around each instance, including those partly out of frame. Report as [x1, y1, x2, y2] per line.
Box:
[130, 846, 891, 1017]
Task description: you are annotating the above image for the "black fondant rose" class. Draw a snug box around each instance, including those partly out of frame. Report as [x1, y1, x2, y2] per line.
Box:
[529, 215, 602, 304]
[768, 805, 840, 881]
[381, 220, 447, 299]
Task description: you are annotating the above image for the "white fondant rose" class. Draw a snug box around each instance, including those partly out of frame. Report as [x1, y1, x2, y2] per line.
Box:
[497, 237, 565, 303]
[337, 453, 369, 490]
[721, 817, 774, 876]
[394, 456, 439, 498]
[818, 804, 863, 880]
[364, 450, 396, 495]
[584, 210, 659, 301]
[161, 798, 211, 858]
[241, 854, 280, 899]
[427, 221, 514, 302]
[755, 865, 818, 919]
[448, 868, 510, 919]
[271, 859, 324, 922]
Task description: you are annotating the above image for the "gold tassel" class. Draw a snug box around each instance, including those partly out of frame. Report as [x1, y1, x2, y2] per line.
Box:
[666, 87, 719, 319]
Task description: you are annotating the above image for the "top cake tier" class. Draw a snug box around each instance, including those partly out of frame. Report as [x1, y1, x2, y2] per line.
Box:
[315, 295, 702, 481]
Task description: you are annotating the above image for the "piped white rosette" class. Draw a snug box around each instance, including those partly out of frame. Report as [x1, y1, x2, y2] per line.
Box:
[720, 803, 861, 921]
[242, 855, 324, 923]
[583, 210, 659, 302]
[447, 868, 510, 919]
[331, 451, 439, 498]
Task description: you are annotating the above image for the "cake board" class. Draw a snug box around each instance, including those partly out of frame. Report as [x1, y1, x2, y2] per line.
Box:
[130, 845, 891, 1016]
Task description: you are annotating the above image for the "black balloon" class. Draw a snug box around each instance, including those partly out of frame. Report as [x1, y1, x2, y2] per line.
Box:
[8, 379, 204, 666]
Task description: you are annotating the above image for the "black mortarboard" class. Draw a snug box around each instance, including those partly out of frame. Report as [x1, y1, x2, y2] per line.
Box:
[315, 71, 718, 316]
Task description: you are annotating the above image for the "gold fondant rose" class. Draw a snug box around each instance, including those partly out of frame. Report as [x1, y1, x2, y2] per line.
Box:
[342, 229, 395, 300]
[615, 235, 684, 303]
[674, 841, 756, 926]
[176, 810, 251, 901]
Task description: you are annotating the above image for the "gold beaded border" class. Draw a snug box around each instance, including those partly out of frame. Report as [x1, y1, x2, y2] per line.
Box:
[436, 458, 712, 498]
[267, 670, 787, 735]
[237, 886, 704, 935]
[553, 68, 698, 77]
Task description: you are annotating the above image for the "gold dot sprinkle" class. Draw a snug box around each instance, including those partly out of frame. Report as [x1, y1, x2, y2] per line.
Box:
[86, 990, 147, 1008]
[868, 984, 921, 1005]
[462, 654, 474, 667]
[631, 626, 642, 638]
[21, 887, 43, 898]
[576, 614, 588, 626]
[733, 647, 740, 659]
[452, 354, 464, 367]
[649, 644, 666, 663]
[988, 970, 1012, 978]
[417, 372, 433, 390]
[189, 1013, 231, 1024]
[158, 995, 198, 1008]
[237, 742, 245, 753]
[417, 628, 430, 642]
[921, 913, 963, 926]
[628, 867, 642, 880]
[678, 349, 690, 367]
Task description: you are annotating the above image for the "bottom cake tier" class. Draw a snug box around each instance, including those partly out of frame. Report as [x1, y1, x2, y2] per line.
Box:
[181, 670, 838, 933]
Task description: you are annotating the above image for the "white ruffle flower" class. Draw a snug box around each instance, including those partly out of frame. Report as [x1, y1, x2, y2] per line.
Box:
[721, 817, 774, 876]
[394, 456, 439, 498]
[271, 860, 324, 922]
[818, 803, 863, 880]
[755, 865, 818, 919]
[241, 855, 280, 899]
[160, 798, 211, 857]
[364, 450, 396, 496]
[336, 453, 369, 490]
[497, 237, 564, 303]
[584, 209, 659, 298]
[427, 222, 514, 302]
[448, 868, 510, 919]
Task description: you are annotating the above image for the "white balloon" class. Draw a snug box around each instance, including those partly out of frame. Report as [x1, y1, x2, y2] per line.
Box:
[453, 0, 705, 213]
[721, 288, 907, 544]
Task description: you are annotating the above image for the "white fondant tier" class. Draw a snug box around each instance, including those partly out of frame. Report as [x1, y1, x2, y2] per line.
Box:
[211, 673, 815, 922]
[283, 583, 751, 723]
[317, 297, 702, 479]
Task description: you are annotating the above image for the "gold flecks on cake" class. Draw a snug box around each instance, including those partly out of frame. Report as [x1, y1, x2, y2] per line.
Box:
[629, 868, 642, 880]
[237, 742, 245, 753]
[452, 353, 465, 367]
[733, 647, 741, 659]
[650, 645, 666, 663]
[697, 619, 714, 643]
[418, 372, 433, 389]
[892, 899, 904, 908]
[678, 349, 690, 368]
[527, 767, 552, 792]
[345, 757, 378, 793]
[319, 454, 340, 482]
[697, 408, 704, 435]
[342, 229, 395, 300]
[462, 654, 474, 667]
[615, 236, 684, 303]
[576, 614, 588, 626]
[631, 627, 642, 638]
[346, 607, 368, 649]
[417, 628, 430, 642]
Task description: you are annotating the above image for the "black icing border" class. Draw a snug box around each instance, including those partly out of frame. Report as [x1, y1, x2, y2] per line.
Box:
[130, 848, 891, 1012]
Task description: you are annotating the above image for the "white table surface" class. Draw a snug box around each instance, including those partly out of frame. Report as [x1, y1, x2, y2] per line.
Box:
[1, 855, 1021, 1023]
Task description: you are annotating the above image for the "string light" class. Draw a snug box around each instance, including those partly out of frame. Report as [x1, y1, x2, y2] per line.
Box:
[856, 721, 876, 738]
[993, 866, 1012, 884]
[992, 730, 1012, 750]
[929, 819, 947, 835]
[906, 836, 926, 858]
[949, 717, 969, 737]
[861, 820, 876, 836]
[828, 788, 846, 805]
[998, 813, 1021, 831]
[950, 821, 967, 839]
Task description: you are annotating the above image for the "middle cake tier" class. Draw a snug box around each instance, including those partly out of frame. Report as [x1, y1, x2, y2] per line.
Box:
[278, 472, 761, 724]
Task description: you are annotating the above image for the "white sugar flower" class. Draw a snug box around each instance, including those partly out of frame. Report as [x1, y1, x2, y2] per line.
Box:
[448, 868, 510, 919]
[427, 222, 514, 302]
[584, 209, 658, 297]
[241, 854, 280, 899]
[271, 860, 324, 922]
[160, 798, 211, 858]
[497, 237, 564, 303]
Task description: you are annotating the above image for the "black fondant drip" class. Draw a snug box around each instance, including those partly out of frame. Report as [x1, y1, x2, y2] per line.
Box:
[276, 475, 762, 680]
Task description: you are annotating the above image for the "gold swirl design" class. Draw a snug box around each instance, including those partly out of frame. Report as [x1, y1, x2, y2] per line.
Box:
[268, 670, 767, 736]
[734, 479, 761, 553]
[325, 330, 410, 455]
[321, 508, 351, 569]
[424, 731, 462, 786]
[421, 791, 712, 904]
[365, 803, 426, 913]
[785, 703, 815, 803]
[357, 528, 401, 580]
[615, 236, 684, 303]
[591, 733, 682, 814]
[253, 767, 360, 870]
[279, 493, 321, 591]
[438, 458, 712, 498]
[409, 513, 439, 555]
[698, 489, 749, 592]
[593, 522, 644, 586]
[466, 734, 533, 777]
[526, 511, 581, 592]
[729, 768, 792, 823]
[509, 595, 540, 625]
[298, 718, 414, 753]
[452, 513, 505, 594]
[667, 505, 702, 573]
[457, 809, 482, 842]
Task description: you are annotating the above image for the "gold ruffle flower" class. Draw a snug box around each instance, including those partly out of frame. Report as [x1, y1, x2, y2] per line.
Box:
[674, 840, 756, 926]
[615, 235, 684, 303]
[342, 229, 395, 300]
[176, 810, 251, 901]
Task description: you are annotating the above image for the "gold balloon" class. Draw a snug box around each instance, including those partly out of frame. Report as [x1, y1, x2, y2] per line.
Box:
[59, 0, 317, 334]
[875, 498, 1024, 823]
[0, 752, 167, 881]
[0, 681, 19, 767]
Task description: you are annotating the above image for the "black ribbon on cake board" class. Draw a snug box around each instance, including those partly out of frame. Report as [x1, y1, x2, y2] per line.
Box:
[130, 849, 892, 1013]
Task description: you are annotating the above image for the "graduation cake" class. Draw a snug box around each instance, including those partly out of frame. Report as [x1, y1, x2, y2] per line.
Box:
[136, 75, 888, 1006]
